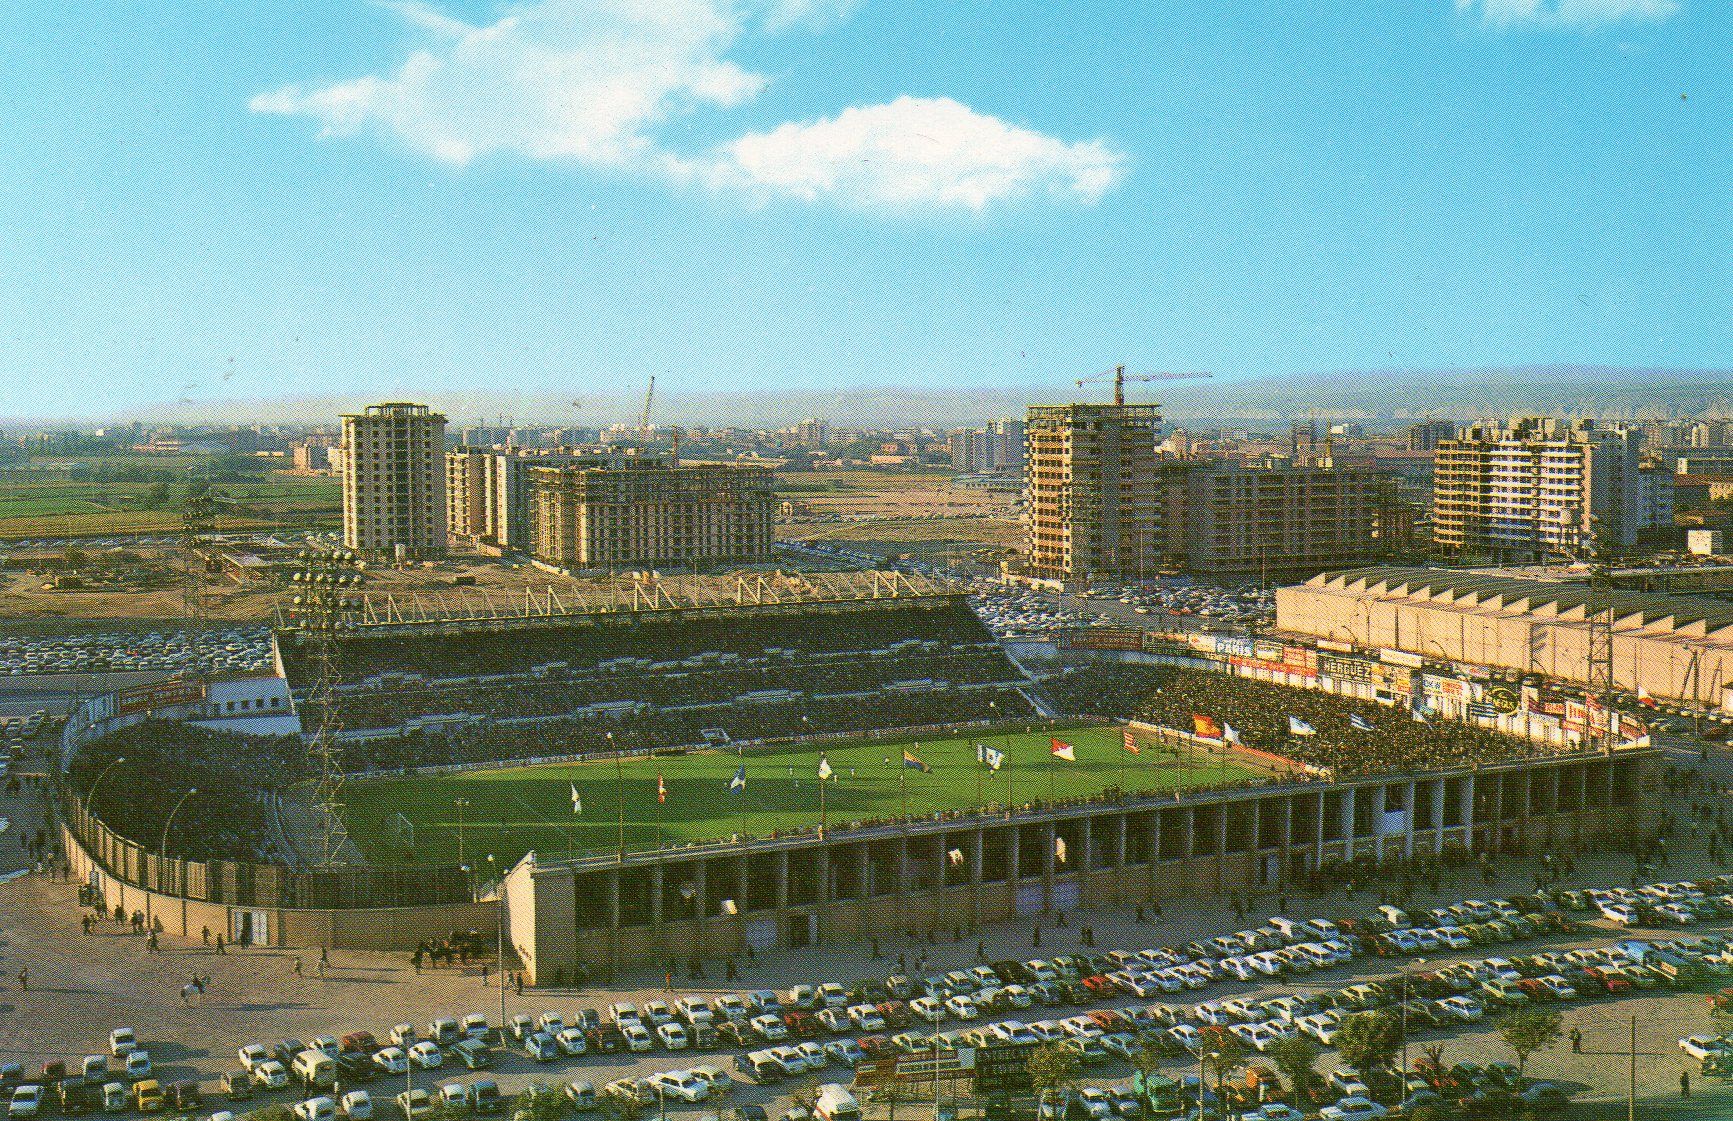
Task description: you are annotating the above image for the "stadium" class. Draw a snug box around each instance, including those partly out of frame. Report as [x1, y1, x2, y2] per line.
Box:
[55, 568, 1660, 976]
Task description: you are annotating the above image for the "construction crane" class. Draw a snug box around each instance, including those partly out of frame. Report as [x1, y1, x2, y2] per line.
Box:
[640, 374, 656, 437]
[1076, 365, 1212, 406]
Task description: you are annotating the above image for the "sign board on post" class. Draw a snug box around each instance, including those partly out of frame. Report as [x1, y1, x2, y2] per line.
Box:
[972, 1043, 1034, 1095]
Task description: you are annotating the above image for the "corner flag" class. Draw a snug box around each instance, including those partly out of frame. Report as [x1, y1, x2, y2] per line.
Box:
[729, 765, 746, 794]
[902, 749, 931, 773]
[818, 754, 834, 781]
[657, 772, 667, 804]
[570, 783, 582, 815]
[1122, 728, 1140, 755]
[1049, 738, 1076, 762]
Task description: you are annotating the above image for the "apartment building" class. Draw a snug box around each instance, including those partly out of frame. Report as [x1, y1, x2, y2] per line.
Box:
[1024, 402, 1164, 581]
[340, 402, 447, 558]
[1171, 460, 1400, 580]
[1432, 418, 1646, 562]
[527, 455, 776, 570]
[447, 446, 594, 553]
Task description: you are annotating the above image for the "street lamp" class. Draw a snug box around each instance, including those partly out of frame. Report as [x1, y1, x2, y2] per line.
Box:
[148, 787, 199, 932]
[454, 798, 470, 871]
[1400, 957, 1427, 1101]
[487, 853, 506, 1030]
[86, 756, 126, 812]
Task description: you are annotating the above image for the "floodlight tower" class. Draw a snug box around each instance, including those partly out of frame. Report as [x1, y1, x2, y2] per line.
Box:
[181, 479, 219, 675]
[287, 547, 366, 867]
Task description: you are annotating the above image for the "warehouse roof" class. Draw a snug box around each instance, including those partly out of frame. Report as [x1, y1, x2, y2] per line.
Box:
[1305, 566, 1733, 636]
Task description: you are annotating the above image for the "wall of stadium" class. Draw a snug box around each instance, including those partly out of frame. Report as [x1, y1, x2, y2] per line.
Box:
[501, 749, 1657, 984]
[1276, 568, 1733, 707]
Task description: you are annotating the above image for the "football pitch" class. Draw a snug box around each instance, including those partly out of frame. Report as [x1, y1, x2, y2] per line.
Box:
[339, 724, 1264, 868]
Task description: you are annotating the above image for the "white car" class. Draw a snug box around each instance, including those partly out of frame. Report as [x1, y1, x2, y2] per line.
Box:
[648, 1072, 708, 1104]
[293, 1097, 338, 1121]
[816, 1008, 851, 1033]
[642, 1001, 675, 1027]
[238, 1045, 271, 1072]
[689, 1066, 733, 1096]
[910, 997, 945, 1023]
[109, 1029, 139, 1057]
[676, 997, 714, 1025]
[341, 1091, 374, 1120]
[1244, 1107, 1304, 1121]
[395, 1090, 434, 1121]
[818, 983, 848, 1009]
[1319, 1097, 1387, 1121]
[1436, 997, 1485, 1023]
[944, 995, 978, 1020]
[556, 1028, 589, 1056]
[750, 1015, 788, 1041]
[389, 1024, 418, 1047]
[621, 1024, 655, 1053]
[373, 1049, 409, 1075]
[657, 1023, 690, 1050]
[1679, 1036, 1731, 1063]
[9, 1086, 44, 1119]
[253, 1062, 290, 1090]
[846, 1006, 885, 1031]
[1601, 903, 1639, 926]
[407, 1042, 443, 1070]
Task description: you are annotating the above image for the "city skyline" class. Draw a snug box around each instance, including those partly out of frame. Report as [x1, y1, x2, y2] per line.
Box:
[1, 0, 1728, 419]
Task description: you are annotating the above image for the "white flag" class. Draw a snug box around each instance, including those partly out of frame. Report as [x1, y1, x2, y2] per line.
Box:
[720, 898, 739, 915]
[1223, 723, 1242, 746]
[984, 746, 1005, 772]
[570, 783, 582, 815]
[1054, 836, 1068, 864]
[818, 754, 834, 781]
[948, 848, 965, 866]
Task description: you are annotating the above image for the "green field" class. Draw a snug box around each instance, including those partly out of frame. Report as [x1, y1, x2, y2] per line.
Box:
[339, 724, 1263, 868]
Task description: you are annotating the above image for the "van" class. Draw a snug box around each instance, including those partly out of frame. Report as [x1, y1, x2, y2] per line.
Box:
[813, 1086, 860, 1121]
[292, 1051, 338, 1090]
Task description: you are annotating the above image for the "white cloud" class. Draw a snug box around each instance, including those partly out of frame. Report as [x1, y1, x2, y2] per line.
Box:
[699, 96, 1125, 210]
[251, 0, 765, 167]
[1456, 0, 1680, 28]
[252, 0, 1123, 210]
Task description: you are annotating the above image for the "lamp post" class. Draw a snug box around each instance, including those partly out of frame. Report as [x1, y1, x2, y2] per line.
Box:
[609, 731, 625, 863]
[86, 755, 126, 811]
[1400, 958, 1427, 1102]
[148, 787, 199, 932]
[454, 798, 470, 871]
[487, 853, 506, 1030]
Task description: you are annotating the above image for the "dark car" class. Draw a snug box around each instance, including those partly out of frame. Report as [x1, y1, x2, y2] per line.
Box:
[715, 1022, 750, 1049]
[58, 1079, 95, 1115]
[220, 1072, 254, 1101]
[472, 1080, 503, 1114]
[0, 1065, 25, 1091]
[273, 1041, 306, 1067]
[41, 1062, 68, 1084]
[992, 961, 1032, 984]
[586, 1025, 624, 1054]
[340, 1033, 378, 1056]
[734, 1107, 769, 1121]
[336, 1054, 378, 1083]
[168, 1082, 203, 1111]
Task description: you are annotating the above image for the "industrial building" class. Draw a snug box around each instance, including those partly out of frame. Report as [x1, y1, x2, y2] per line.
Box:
[1277, 566, 1733, 708]
[527, 454, 775, 571]
[340, 402, 447, 559]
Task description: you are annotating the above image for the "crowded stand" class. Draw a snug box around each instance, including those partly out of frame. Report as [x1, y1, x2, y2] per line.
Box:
[1041, 662, 1542, 776]
[67, 721, 306, 863]
[286, 601, 1041, 769]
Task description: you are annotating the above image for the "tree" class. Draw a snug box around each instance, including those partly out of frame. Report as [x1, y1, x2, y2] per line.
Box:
[1132, 1037, 1167, 1111]
[1497, 1008, 1563, 1078]
[143, 482, 171, 509]
[1336, 1011, 1404, 1080]
[1267, 1036, 1321, 1105]
[1028, 1042, 1081, 1117]
[1198, 1026, 1248, 1102]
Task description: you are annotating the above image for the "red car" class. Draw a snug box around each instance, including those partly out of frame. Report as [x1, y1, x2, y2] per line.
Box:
[1584, 966, 1632, 994]
[783, 1012, 822, 1039]
[875, 1001, 910, 1028]
[1088, 1010, 1132, 1033]
[1080, 975, 1115, 995]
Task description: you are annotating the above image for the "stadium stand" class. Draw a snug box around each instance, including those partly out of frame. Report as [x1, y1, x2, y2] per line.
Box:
[1041, 662, 1541, 776]
[283, 600, 1038, 770]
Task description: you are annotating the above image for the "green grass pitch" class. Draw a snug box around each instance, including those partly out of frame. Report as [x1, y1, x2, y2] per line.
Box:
[339, 723, 1264, 869]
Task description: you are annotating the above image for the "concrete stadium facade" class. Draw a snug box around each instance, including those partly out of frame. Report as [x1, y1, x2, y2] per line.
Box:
[501, 748, 1656, 984]
[1278, 567, 1733, 708]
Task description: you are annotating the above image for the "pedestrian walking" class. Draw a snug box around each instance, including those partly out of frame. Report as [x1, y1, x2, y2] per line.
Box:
[16, 967, 26, 991]
[320, 947, 329, 968]
[481, 963, 490, 986]
[215, 933, 225, 954]
[1681, 1071, 1691, 1098]
[293, 958, 303, 977]
[201, 926, 210, 946]
[516, 973, 524, 996]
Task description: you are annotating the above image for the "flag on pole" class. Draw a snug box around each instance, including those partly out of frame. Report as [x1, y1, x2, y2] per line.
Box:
[1223, 722, 1242, 746]
[818, 754, 834, 781]
[1054, 836, 1068, 864]
[719, 898, 739, 916]
[1288, 715, 1317, 736]
[1122, 728, 1140, 755]
[1636, 686, 1658, 709]
[1049, 737, 1076, 761]
[569, 783, 583, 814]
[948, 847, 965, 866]
[729, 765, 746, 793]
[657, 772, 667, 804]
[982, 745, 1005, 772]
[1192, 714, 1223, 740]
[902, 748, 931, 773]
[1349, 713, 1375, 733]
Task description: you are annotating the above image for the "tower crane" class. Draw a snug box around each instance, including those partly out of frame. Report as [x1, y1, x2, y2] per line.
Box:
[1075, 365, 1212, 406]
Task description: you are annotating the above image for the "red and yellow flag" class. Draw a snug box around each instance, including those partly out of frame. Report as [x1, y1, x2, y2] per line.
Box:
[1192, 714, 1223, 740]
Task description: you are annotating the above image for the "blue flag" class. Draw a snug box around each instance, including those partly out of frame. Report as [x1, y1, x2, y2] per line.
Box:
[729, 764, 746, 793]
[1288, 715, 1316, 736]
[1349, 714, 1375, 733]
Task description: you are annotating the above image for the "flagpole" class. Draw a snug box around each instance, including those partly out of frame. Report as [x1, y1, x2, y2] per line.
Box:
[819, 769, 827, 839]
[900, 747, 909, 826]
[609, 731, 624, 864]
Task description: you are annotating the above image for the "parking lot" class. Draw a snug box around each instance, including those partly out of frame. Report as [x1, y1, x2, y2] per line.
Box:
[7, 790, 1733, 1121]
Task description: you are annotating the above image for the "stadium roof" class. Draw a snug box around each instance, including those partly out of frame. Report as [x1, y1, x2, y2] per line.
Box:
[1308, 565, 1733, 636]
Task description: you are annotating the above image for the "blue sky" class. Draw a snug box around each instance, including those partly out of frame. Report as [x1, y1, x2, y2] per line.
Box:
[0, 0, 1727, 421]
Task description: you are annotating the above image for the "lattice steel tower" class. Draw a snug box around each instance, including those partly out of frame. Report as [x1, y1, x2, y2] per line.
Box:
[180, 481, 218, 675]
[287, 548, 365, 868]
[1585, 539, 1617, 756]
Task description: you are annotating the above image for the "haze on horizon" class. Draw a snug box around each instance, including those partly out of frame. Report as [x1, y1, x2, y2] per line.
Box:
[0, 1, 1727, 421]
